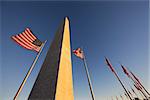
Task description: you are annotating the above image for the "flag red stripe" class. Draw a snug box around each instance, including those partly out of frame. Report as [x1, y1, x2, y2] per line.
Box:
[22, 32, 33, 43]
[19, 33, 38, 49]
[16, 35, 39, 52]
[19, 33, 40, 52]
[15, 35, 39, 52]
[11, 28, 41, 52]
[26, 28, 36, 40]
[16, 35, 34, 48]
[11, 36, 32, 50]
[24, 30, 35, 41]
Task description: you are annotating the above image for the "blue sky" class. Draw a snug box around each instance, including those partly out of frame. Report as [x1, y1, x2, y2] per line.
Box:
[1, 1, 149, 100]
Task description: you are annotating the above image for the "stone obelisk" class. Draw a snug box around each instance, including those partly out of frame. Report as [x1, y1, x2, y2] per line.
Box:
[28, 17, 74, 100]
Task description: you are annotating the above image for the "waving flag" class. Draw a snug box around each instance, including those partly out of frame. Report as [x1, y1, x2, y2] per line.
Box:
[105, 57, 115, 72]
[130, 71, 150, 96]
[121, 65, 130, 77]
[73, 47, 95, 100]
[11, 28, 43, 52]
[73, 48, 84, 59]
[134, 83, 142, 91]
[130, 71, 141, 84]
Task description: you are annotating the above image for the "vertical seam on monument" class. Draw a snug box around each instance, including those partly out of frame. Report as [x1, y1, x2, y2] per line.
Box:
[53, 17, 65, 100]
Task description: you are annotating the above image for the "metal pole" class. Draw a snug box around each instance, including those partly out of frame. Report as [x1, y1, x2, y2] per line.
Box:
[134, 84, 145, 100]
[13, 40, 47, 100]
[139, 91, 145, 99]
[113, 72, 132, 100]
[140, 89, 149, 99]
[130, 75, 149, 99]
[133, 89, 139, 98]
[139, 82, 150, 96]
[82, 52, 95, 100]
[124, 93, 129, 100]
[128, 69, 150, 97]
[127, 90, 133, 99]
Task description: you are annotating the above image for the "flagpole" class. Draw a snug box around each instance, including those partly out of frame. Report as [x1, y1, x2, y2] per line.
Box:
[128, 69, 150, 97]
[131, 88, 139, 98]
[124, 93, 129, 100]
[129, 72, 149, 99]
[140, 88, 148, 99]
[113, 71, 132, 100]
[105, 58, 132, 100]
[139, 90, 145, 99]
[137, 80, 150, 97]
[82, 52, 95, 100]
[13, 40, 47, 100]
[127, 90, 133, 99]
[141, 86, 150, 98]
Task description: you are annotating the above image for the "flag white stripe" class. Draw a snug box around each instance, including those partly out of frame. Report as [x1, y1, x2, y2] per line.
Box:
[22, 32, 34, 43]
[19, 33, 38, 49]
[24, 30, 35, 41]
[15, 35, 39, 52]
[12, 36, 32, 50]
[26, 28, 36, 39]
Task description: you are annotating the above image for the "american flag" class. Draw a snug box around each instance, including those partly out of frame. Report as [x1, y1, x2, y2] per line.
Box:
[11, 28, 43, 52]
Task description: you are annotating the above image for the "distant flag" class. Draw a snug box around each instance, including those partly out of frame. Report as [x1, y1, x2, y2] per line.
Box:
[73, 48, 84, 59]
[105, 57, 132, 100]
[73, 48, 95, 100]
[11, 28, 43, 52]
[105, 57, 115, 72]
[130, 71, 150, 96]
[121, 65, 130, 78]
[134, 83, 142, 91]
[130, 71, 140, 84]
[134, 83, 149, 99]
[121, 65, 150, 97]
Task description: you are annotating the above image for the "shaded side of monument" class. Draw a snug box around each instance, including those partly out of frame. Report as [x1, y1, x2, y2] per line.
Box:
[28, 17, 74, 100]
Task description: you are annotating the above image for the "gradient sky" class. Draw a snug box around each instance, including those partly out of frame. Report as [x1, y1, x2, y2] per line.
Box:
[1, 1, 149, 100]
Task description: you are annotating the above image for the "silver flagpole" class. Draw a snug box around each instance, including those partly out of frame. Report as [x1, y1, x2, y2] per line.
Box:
[13, 40, 47, 100]
[82, 50, 95, 100]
